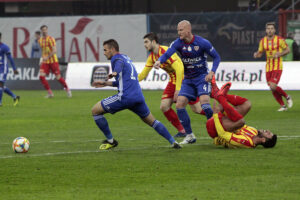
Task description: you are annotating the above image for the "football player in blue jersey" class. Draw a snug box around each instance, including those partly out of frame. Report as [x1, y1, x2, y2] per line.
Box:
[153, 20, 221, 144]
[91, 39, 181, 150]
[0, 32, 20, 107]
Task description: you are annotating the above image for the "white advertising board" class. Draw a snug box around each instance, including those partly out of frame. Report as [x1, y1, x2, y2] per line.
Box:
[66, 61, 300, 90]
[0, 15, 147, 62]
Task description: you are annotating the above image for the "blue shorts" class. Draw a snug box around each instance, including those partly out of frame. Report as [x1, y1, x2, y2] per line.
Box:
[100, 94, 150, 118]
[178, 75, 211, 101]
[0, 73, 7, 83]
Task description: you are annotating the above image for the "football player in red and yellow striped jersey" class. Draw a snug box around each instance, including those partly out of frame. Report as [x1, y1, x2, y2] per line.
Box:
[254, 22, 292, 111]
[207, 82, 277, 149]
[138, 33, 202, 137]
[38, 25, 71, 98]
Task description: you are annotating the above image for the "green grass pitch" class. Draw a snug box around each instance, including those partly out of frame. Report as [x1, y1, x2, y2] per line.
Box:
[0, 90, 299, 200]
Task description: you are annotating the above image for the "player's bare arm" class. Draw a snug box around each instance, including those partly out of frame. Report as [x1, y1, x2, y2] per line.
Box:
[92, 81, 113, 88]
[253, 51, 263, 58]
[274, 46, 290, 58]
[205, 71, 215, 82]
[43, 45, 57, 62]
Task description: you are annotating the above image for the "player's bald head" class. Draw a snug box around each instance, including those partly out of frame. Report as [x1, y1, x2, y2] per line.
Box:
[178, 20, 192, 31]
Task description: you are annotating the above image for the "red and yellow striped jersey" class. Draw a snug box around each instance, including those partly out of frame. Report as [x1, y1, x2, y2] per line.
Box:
[213, 114, 258, 148]
[38, 36, 58, 64]
[258, 35, 287, 72]
[138, 45, 184, 91]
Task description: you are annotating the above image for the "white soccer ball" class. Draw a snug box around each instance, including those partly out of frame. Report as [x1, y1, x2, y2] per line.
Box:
[12, 137, 30, 153]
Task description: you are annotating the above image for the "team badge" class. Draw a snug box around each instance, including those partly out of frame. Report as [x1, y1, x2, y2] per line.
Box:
[188, 46, 192, 51]
[194, 46, 199, 51]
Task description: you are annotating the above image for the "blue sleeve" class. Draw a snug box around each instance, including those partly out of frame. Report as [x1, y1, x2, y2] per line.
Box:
[158, 39, 179, 63]
[112, 81, 119, 87]
[113, 59, 124, 74]
[5, 47, 17, 71]
[111, 59, 124, 87]
[202, 40, 220, 73]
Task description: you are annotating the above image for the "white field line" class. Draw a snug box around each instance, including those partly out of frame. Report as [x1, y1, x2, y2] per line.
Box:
[0, 135, 299, 146]
[0, 135, 299, 159]
[0, 143, 209, 159]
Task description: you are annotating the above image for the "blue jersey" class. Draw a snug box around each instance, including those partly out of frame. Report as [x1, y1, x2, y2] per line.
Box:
[159, 35, 220, 79]
[110, 53, 145, 102]
[0, 42, 16, 74]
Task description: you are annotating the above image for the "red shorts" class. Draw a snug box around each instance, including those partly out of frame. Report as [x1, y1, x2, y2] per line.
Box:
[40, 62, 61, 76]
[206, 112, 224, 138]
[266, 70, 282, 84]
[162, 82, 200, 105]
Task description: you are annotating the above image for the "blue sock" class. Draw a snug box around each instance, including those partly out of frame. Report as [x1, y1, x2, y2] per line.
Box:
[4, 86, 16, 99]
[93, 115, 113, 140]
[152, 120, 175, 144]
[176, 108, 192, 134]
[201, 103, 213, 119]
[0, 87, 3, 104]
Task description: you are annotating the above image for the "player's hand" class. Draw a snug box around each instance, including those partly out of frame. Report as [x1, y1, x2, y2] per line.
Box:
[173, 90, 179, 103]
[253, 51, 261, 58]
[205, 71, 214, 82]
[92, 81, 106, 88]
[273, 52, 281, 58]
[153, 60, 161, 69]
[107, 72, 117, 80]
[13, 70, 19, 75]
[253, 52, 258, 58]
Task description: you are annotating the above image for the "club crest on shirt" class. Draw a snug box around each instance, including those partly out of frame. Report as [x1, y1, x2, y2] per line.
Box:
[188, 46, 192, 52]
[194, 46, 199, 51]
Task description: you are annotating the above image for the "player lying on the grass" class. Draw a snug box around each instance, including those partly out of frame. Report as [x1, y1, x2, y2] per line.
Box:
[139, 32, 203, 138]
[91, 39, 181, 150]
[206, 82, 277, 148]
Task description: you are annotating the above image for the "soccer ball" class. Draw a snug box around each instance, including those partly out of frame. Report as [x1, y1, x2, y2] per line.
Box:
[12, 137, 30, 153]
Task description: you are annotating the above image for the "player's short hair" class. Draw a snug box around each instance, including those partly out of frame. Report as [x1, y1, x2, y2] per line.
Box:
[265, 22, 276, 28]
[35, 31, 41, 35]
[40, 25, 48, 30]
[143, 32, 159, 43]
[262, 134, 277, 148]
[103, 39, 119, 51]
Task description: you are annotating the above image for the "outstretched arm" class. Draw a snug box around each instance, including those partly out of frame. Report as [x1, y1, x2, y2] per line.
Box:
[92, 81, 113, 88]
[6, 53, 18, 74]
[153, 40, 179, 69]
[204, 41, 220, 82]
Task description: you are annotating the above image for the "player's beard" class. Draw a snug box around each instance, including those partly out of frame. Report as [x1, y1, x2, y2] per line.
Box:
[257, 131, 264, 138]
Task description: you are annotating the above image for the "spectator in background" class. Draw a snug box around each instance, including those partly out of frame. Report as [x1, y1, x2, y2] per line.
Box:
[31, 31, 41, 58]
[248, 0, 257, 11]
[283, 32, 300, 61]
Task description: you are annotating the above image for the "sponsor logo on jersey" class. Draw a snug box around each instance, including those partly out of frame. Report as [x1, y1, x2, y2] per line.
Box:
[181, 57, 202, 64]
